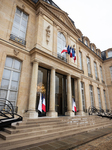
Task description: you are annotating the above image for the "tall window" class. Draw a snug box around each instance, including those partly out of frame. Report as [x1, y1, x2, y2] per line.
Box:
[103, 90, 107, 110]
[108, 51, 112, 58]
[89, 85, 94, 107]
[79, 51, 82, 70]
[110, 66, 112, 80]
[0, 57, 21, 106]
[97, 88, 101, 108]
[11, 8, 28, 40]
[87, 57, 91, 75]
[81, 82, 85, 111]
[100, 66, 103, 81]
[57, 32, 66, 58]
[94, 62, 98, 78]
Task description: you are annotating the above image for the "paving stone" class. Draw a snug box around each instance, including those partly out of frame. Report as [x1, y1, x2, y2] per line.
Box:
[38, 144, 56, 150]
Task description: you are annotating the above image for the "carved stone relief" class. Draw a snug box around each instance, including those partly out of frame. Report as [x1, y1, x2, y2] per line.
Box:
[14, 49, 19, 56]
[46, 25, 51, 44]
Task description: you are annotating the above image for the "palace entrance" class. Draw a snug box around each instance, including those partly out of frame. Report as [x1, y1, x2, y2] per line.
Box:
[55, 73, 67, 116]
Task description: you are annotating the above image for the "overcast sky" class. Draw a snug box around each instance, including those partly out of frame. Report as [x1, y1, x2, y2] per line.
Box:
[53, 0, 112, 51]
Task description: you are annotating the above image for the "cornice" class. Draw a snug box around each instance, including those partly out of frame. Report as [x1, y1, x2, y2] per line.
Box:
[78, 40, 103, 63]
[103, 57, 112, 63]
[30, 47, 83, 74]
[81, 74, 106, 87]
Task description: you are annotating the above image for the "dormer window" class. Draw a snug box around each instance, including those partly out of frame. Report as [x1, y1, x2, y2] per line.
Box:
[108, 51, 112, 58]
[98, 51, 100, 56]
[85, 40, 88, 46]
[92, 46, 94, 51]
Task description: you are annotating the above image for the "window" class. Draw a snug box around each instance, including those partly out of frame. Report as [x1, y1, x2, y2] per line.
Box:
[98, 51, 100, 56]
[79, 51, 82, 70]
[108, 51, 112, 58]
[97, 88, 101, 108]
[11, 8, 28, 40]
[94, 62, 98, 78]
[89, 85, 94, 107]
[103, 90, 107, 110]
[85, 40, 88, 46]
[87, 57, 91, 75]
[57, 32, 66, 58]
[100, 66, 103, 81]
[92, 46, 94, 51]
[0, 57, 21, 106]
[81, 82, 85, 111]
[110, 66, 112, 80]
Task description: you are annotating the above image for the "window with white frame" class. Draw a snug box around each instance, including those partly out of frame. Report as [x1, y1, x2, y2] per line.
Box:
[110, 66, 112, 80]
[97, 88, 101, 108]
[57, 32, 66, 58]
[81, 82, 85, 111]
[0, 57, 21, 106]
[103, 90, 107, 110]
[87, 57, 91, 75]
[89, 85, 94, 107]
[11, 8, 28, 40]
[94, 62, 98, 78]
[79, 51, 82, 70]
[100, 66, 103, 81]
[108, 51, 112, 58]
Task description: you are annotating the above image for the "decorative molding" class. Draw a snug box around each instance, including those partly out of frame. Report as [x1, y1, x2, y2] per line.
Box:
[13, 49, 19, 56]
[22, 4, 25, 10]
[87, 53, 89, 57]
[46, 25, 51, 44]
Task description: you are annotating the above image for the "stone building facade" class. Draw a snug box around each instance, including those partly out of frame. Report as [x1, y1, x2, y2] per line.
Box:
[0, 0, 112, 118]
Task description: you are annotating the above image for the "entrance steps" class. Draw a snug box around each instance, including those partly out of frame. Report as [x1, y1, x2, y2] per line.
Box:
[0, 116, 112, 150]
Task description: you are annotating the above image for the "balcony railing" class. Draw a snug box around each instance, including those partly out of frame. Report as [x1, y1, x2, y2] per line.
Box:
[88, 73, 93, 78]
[96, 77, 99, 81]
[10, 34, 26, 46]
[57, 53, 67, 63]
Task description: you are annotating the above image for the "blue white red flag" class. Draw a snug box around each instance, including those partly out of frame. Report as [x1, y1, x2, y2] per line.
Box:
[72, 98, 77, 112]
[38, 93, 42, 112]
[70, 47, 72, 57]
[67, 45, 70, 54]
[61, 46, 68, 54]
[42, 94, 46, 112]
[72, 48, 76, 62]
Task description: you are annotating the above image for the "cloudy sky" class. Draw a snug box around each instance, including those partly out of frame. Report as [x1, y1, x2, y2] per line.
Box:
[53, 0, 112, 51]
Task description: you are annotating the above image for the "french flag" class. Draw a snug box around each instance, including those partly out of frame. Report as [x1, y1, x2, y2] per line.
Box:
[72, 48, 76, 62]
[42, 94, 46, 112]
[70, 47, 72, 57]
[72, 98, 77, 112]
[38, 93, 42, 112]
[61, 45, 68, 54]
[67, 45, 70, 54]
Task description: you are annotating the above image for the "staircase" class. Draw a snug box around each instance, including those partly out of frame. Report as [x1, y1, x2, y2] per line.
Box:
[0, 116, 112, 150]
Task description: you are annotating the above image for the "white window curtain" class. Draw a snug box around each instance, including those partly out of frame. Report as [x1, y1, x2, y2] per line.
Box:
[94, 62, 98, 78]
[0, 57, 21, 106]
[97, 88, 101, 108]
[11, 8, 28, 40]
[100, 66, 103, 80]
[81, 82, 85, 111]
[87, 57, 91, 74]
[79, 52, 82, 70]
[110, 66, 112, 80]
[57, 32, 66, 58]
[89, 85, 94, 107]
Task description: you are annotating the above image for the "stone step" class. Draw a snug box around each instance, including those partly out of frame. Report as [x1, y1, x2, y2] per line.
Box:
[0, 122, 111, 150]
[1, 119, 111, 141]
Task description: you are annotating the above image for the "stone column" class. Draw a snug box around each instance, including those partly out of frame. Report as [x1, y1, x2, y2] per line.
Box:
[46, 67, 57, 117]
[27, 59, 39, 118]
[77, 78, 86, 116]
[65, 74, 74, 116]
